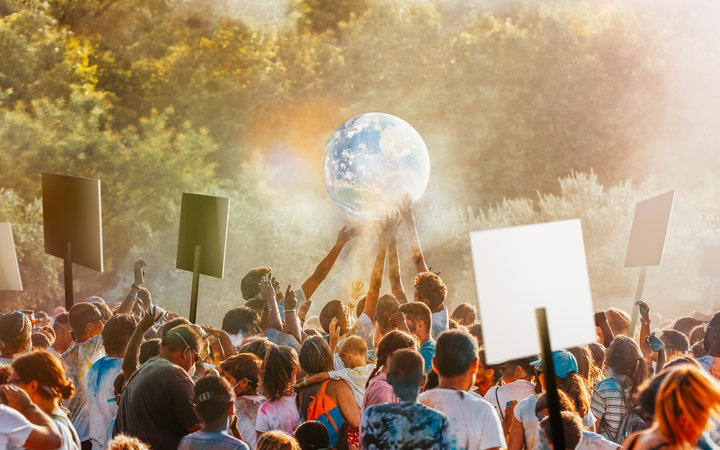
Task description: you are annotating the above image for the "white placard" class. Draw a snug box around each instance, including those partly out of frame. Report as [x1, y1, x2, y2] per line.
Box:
[0, 223, 23, 291]
[470, 219, 596, 364]
[624, 190, 674, 268]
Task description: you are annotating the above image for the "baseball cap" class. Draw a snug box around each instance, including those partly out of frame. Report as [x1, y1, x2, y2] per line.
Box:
[530, 350, 579, 379]
[69, 302, 103, 334]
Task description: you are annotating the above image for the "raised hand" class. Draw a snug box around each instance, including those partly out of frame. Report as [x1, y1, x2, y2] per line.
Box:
[0, 384, 34, 411]
[259, 275, 276, 303]
[140, 306, 162, 332]
[399, 194, 415, 223]
[337, 225, 361, 245]
[378, 211, 402, 244]
[329, 317, 340, 351]
[284, 286, 297, 311]
[350, 280, 365, 300]
[133, 259, 147, 286]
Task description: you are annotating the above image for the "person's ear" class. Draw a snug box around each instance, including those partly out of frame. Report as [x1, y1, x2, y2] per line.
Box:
[27, 380, 39, 395]
[431, 358, 438, 375]
[420, 373, 427, 389]
[469, 359, 479, 375]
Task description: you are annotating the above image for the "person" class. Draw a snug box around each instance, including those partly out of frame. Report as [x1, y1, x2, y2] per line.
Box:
[11, 351, 82, 449]
[114, 325, 202, 450]
[294, 336, 360, 450]
[473, 348, 500, 397]
[87, 314, 137, 450]
[622, 366, 720, 449]
[63, 302, 106, 449]
[106, 434, 150, 450]
[50, 312, 74, 357]
[31, 332, 53, 351]
[592, 336, 649, 444]
[294, 421, 329, 450]
[658, 329, 689, 362]
[362, 330, 417, 412]
[398, 301, 435, 372]
[0, 311, 32, 364]
[361, 348, 450, 449]
[221, 307, 261, 348]
[178, 375, 249, 450]
[451, 303, 477, 327]
[255, 345, 300, 438]
[256, 431, 300, 450]
[319, 300, 351, 342]
[697, 312, 720, 379]
[484, 356, 536, 430]
[567, 345, 604, 390]
[413, 272, 449, 340]
[538, 412, 584, 450]
[0, 384, 63, 449]
[419, 329, 505, 450]
[605, 308, 630, 337]
[238, 337, 274, 361]
[218, 353, 265, 449]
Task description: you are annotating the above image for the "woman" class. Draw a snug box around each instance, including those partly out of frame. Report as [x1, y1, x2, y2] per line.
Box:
[568, 345, 604, 390]
[363, 330, 417, 411]
[294, 336, 360, 450]
[592, 336, 649, 444]
[11, 351, 81, 450]
[255, 345, 300, 439]
[623, 365, 720, 450]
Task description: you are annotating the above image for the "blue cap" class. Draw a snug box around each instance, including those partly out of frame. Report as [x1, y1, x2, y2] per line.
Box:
[530, 350, 578, 379]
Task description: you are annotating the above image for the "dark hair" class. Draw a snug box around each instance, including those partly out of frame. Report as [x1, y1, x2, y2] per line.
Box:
[303, 328, 321, 338]
[689, 324, 706, 345]
[139, 339, 161, 364]
[244, 298, 265, 314]
[0, 312, 31, 352]
[241, 267, 271, 300]
[367, 330, 417, 387]
[387, 349, 424, 400]
[194, 375, 234, 423]
[587, 342, 606, 369]
[53, 312, 70, 327]
[502, 356, 536, 380]
[539, 412, 583, 450]
[672, 316, 703, 337]
[221, 306, 260, 335]
[398, 302, 432, 336]
[567, 345, 603, 388]
[220, 353, 261, 386]
[434, 329, 478, 378]
[261, 345, 297, 401]
[159, 317, 190, 338]
[162, 325, 200, 354]
[238, 337, 274, 361]
[12, 351, 75, 400]
[294, 420, 329, 450]
[113, 372, 126, 398]
[468, 323, 483, 347]
[413, 272, 447, 311]
[31, 332, 52, 350]
[102, 314, 138, 356]
[605, 336, 648, 404]
[660, 329, 690, 353]
[319, 300, 348, 335]
[95, 302, 113, 323]
[451, 303, 476, 325]
[298, 336, 333, 375]
[375, 295, 400, 335]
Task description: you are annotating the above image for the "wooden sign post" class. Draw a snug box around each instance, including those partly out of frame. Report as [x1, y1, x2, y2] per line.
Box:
[624, 190, 675, 336]
[0, 223, 23, 291]
[176, 193, 230, 323]
[41, 173, 104, 310]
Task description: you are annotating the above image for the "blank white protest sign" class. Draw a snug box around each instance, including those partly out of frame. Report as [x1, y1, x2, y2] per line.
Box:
[624, 190, 675, 268]
[470, 219, 596, 364]
[0, 223, 23, 291]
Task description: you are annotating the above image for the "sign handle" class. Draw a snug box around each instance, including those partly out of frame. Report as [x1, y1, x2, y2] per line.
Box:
[536, 307, 565, 450]
[64, 241, 73, 310]
[189, 245, 201, 324]
[628, 267, 648, 337]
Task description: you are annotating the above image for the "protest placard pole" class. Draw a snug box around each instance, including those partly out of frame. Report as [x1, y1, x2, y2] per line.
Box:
[628, 266, 648, 337]
[63, 241, 74, 310]
[536, 307, 565, 450]
[189, 245, 201, 324]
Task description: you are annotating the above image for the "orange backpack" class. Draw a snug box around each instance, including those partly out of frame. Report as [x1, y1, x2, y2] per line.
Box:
[306, 380, 345, 446]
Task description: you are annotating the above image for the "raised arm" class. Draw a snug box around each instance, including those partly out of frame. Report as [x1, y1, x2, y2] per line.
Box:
[301, 226, 361, 301]
[201, 325, 237, 361]
[260, 275, 283, 332]
[122, 305, 160, 380]
[388, 237, 407, 303]
[363, 215, 397, 320]
[399, 195, 428, 273]
[637, 301, 652, 357]
[282, 286, 302, 344]
[117, 259, 147, 315]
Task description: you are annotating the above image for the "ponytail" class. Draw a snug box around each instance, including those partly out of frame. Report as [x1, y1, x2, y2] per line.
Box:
[557, 372, 590, 418]
[366, 330, 416, 389]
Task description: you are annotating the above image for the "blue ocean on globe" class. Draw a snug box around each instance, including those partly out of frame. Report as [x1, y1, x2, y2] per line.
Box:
[323, 113, 431, 220]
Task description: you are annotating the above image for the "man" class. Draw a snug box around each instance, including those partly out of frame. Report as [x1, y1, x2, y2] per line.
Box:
[484, 356, 536, 427]
[398, 301, 435, 372]
[419, 329, 505, 450]
[414, 272, 449, 340]
[63, 302, 106, 449]
[49, 312, 73, 358]
[659, 329, 690, 362]
[698, 312, 720, 380]
[361, 349, 450, 449]
[114, 325, 202, 450]
[87, 314, 137, 450]
[0, 311, 32, 364]
[221, 306, 261, 348]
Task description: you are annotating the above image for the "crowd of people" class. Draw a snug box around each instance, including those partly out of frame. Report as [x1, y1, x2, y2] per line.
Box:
[2, 198, 720, 450]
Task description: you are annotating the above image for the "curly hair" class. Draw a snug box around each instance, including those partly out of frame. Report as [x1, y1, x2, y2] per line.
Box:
[413, 272, 447, 312]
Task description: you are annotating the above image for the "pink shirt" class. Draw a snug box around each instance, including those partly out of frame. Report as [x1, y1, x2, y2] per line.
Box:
[255, 395, 299, 434]
[361, 373, 397, 414]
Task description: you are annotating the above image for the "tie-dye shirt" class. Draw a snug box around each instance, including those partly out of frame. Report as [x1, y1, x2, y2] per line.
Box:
[86, 356, 123, 450]
[255, 395, 299, 435]
[361, 401, 450, 450]
[698, 355, 720, 380]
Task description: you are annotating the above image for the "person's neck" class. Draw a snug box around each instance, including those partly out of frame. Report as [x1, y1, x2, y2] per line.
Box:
[202, 418, 229, 433]
[438, 374, 471, 391]
[34, 396, 61, 416]
[432, 304, 445, 314]
[397, 395, 418, 402]
[52, 342, 70, 355]
[76, 332, 95, 343]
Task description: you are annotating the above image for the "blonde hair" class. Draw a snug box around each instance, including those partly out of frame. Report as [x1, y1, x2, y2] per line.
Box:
[107, 434, 150, 450]
[656, 366, 720, 448]
[338, 335, 367, 356]
[256, 431, 300, 450]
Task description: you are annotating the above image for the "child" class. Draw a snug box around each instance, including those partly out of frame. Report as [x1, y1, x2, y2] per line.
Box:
[219, 353, 265, 450]
[255, 345, 300, 439]
[177, 375, 249, 449]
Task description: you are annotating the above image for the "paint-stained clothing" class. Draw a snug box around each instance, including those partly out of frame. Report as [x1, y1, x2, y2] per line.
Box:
[114, 358, 200, 450]
[63, 335, 105, 442]
[360, 401, 450, 450]
[87, 356, 122, 450]
[234, 395, 265, 449]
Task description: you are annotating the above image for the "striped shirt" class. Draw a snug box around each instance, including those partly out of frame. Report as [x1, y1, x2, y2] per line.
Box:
[591, 377, 631, 443]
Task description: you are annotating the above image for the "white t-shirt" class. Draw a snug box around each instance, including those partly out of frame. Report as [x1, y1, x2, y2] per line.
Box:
[484, 380, 536, 421]
[419, 388, 505, 450]
[234, 395, 265, 449]
[355, 313, 375, 350]
[86, 356, 122, 450]
[328, 364, 375, 407]
[0, 405, 33, 449]
[431, 307, 449, 340]
[514, 394, 540, 450]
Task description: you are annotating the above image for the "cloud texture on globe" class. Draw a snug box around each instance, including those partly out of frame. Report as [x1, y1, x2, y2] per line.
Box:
[323, 113, 431, 220]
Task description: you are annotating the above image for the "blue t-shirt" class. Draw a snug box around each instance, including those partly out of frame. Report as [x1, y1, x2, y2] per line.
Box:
[419, 339, 436, 373]
[361, 401, 450, 450]
[178, 431, 249, 450]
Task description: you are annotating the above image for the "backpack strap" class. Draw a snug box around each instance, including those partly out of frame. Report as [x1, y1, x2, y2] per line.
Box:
[319, 379, 330, 396]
